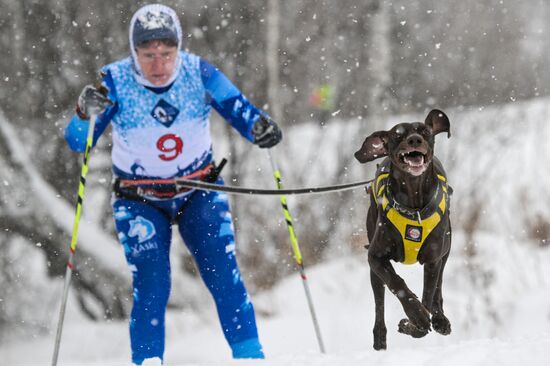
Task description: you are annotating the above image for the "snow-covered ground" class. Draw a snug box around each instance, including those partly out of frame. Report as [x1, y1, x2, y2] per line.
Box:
[2, 230, 549, 366]
[3, 98, 550, 365]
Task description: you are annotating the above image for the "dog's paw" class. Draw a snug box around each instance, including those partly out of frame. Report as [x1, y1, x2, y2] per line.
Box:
[398, 318, 429, 338]
[402, 298, 432, 331]
[432, 314, 451, 335]
[373, 338, 387, 350]
[373, 325, 387, 350]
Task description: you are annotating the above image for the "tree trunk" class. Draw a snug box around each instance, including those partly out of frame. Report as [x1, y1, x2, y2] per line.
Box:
[366, 0, 392, 131]
[266, 0, 281, 122]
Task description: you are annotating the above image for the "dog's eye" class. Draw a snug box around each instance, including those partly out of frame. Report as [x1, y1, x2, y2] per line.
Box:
[395, 126, 406, 136]
[420, 127, 432, 137]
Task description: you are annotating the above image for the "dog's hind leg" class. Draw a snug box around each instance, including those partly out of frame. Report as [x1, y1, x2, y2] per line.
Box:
[370, 269, 387, 350]
[431, 251, 451, 335]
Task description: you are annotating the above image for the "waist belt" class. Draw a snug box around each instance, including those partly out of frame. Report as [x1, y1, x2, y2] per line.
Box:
[114, 161, 224, 200]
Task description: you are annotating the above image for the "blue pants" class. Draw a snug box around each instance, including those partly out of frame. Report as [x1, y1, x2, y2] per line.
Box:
[112, 186, 261, 364]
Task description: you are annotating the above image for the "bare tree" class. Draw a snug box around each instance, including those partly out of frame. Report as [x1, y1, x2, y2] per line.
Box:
[0, 113, 130, 325]
[266, 0, 282, 122]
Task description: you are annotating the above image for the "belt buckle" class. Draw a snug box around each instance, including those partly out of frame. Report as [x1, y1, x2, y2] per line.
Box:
[137, 187, 175, 199]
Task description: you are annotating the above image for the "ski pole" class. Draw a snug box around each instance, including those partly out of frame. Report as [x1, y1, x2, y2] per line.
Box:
[51, 112, 98, 366]
[267, 149, 326, 354]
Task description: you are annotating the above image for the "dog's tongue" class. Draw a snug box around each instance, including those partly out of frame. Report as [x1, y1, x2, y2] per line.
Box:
[404, 154, 424, 167]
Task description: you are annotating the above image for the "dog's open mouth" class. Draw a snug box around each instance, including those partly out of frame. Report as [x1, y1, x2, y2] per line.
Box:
[400, 150, 425, 167]
[397, 148, 429, 175]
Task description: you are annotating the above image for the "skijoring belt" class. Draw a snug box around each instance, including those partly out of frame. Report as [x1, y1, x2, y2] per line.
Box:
[372, 164, 451, 265]
[114, 160, 226, 200]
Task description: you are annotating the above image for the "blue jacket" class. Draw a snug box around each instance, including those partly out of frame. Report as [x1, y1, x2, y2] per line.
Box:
[65, 51, 265, 179]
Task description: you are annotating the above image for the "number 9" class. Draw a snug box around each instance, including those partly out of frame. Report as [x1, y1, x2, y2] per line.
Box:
[157, 134, 183, 161]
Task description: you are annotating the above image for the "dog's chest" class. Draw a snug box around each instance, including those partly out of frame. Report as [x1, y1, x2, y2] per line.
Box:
[371, 166, 450, 264]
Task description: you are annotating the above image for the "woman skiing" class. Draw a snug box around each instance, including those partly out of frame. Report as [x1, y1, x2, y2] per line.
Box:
[65, 4, 281, 365]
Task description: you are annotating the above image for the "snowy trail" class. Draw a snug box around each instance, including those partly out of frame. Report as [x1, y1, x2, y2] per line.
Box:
[2, 242, 550, 366]
[4, 329, 549, 366]
[16, 337, 550, 366]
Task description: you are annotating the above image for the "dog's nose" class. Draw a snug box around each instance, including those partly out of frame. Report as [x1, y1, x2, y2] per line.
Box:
[407, 134, 423, 147]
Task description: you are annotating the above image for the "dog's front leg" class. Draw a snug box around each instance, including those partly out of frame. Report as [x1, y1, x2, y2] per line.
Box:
[368, 253, 431, 331]
[394, 259, 444, 339]
[394, 258, 445, 339]
[422, 260, 442, 313]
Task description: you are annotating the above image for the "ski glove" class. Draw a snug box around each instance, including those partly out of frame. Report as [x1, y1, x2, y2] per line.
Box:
[76, 84, 113, 120]
[252, 116, 282, 148]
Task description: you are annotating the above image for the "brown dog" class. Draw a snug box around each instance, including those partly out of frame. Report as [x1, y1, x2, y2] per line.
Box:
[354, 109, 452, 350]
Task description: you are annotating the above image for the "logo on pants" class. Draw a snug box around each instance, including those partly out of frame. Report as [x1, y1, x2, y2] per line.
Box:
[128, 216, 156, 243]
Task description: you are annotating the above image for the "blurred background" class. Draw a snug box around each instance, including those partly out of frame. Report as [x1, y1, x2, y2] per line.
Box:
[1, 0, 550, 345]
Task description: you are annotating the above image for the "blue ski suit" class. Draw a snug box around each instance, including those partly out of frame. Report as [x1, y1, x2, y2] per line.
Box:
[65, 51, 265, 364]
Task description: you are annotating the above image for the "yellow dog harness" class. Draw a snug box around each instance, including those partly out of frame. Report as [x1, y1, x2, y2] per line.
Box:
[372, 163, 450, 265]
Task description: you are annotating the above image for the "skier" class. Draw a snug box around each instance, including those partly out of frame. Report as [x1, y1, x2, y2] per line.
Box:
[64, 4, 282, 366]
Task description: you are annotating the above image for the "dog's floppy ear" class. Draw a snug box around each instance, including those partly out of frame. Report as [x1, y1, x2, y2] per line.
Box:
[354, 131, 389, 164]
[425, 109, 451, 138]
